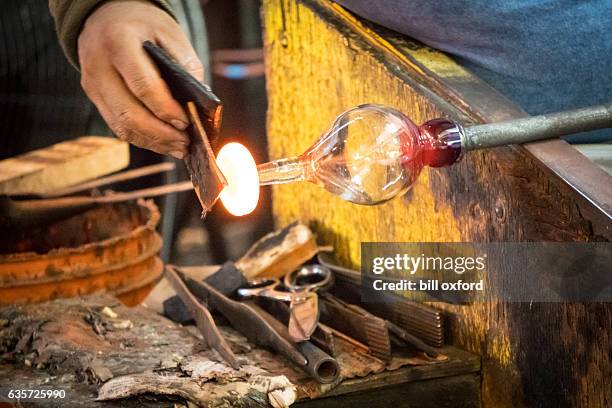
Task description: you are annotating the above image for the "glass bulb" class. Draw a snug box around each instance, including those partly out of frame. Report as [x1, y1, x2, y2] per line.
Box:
[257, 104, 463, 205]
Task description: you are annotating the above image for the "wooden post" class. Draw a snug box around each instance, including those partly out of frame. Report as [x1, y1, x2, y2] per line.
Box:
[261, 1, 611, 406]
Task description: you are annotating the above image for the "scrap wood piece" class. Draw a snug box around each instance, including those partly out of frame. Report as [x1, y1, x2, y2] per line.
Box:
[0, 295, 199, 380]
[236, 222, 323, 279]
[97, 364, 296, 407]
[0, 136, 129, 196]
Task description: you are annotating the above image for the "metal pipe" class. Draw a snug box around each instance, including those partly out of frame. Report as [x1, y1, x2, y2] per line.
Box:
[245, 300, 339, 383]
[463, 102, 612, 150]
[295, 340, 340, 384]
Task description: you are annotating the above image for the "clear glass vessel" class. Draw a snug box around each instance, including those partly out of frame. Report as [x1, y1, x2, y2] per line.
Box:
[257, 104, 463, 205]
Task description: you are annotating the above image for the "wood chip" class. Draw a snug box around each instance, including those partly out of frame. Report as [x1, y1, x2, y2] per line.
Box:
[100, 307, 118, 319]
[236, 222, 322, 279]
[97, 369, 295, 407]
[112, 320, 133, 330]
[88, 360, 114, 383]
[269, 387, 297, 408]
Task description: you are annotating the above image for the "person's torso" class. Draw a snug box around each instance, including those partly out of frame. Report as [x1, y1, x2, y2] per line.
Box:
[336, 0, 612, 141]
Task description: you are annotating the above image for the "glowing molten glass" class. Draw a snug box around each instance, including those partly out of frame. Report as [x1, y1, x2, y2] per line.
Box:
[216, 142, 259, 216]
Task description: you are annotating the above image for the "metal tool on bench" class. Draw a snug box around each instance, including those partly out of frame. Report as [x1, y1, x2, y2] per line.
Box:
[318, 253, 445, 347]
[162, 222, 322, 325]
[0, 180, 194, 231]
[255, 292, 369, 358]
[171, 266, 340, 383]
[41, 162, 176, 198]
[320, 291, 439, 358]
[318, 292, 393, 361]
[236, 264, 333, 341]
[165, 266, 240, 369]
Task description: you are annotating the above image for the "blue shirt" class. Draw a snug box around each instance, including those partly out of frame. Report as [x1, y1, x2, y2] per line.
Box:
[336, 1, 612, 142]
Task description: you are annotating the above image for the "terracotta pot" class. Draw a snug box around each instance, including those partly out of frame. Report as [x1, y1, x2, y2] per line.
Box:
[0, 200, 163, 306]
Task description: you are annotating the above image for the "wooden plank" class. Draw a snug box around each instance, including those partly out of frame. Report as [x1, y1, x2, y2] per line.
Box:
[0, 136, 129, 195]
[574, 144, 612, 176]
[296, 373, 481, 408]
[261, 1, 612, 407]
[326, 346, 479, 397]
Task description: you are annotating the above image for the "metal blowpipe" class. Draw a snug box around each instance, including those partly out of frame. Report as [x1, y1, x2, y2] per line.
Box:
[255, 102, 612, 206]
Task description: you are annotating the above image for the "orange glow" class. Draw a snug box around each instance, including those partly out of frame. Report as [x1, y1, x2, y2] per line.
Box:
[216, 142, 260, 216]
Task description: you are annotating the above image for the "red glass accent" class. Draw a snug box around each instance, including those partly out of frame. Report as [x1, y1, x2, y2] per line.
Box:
[418, 119, 463, 168]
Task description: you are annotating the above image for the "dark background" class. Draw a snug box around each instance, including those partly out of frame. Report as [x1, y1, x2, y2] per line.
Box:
[0, 0, 272, 264]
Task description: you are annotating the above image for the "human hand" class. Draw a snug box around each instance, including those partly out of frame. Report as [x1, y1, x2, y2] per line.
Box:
[78, 0, 204, 159]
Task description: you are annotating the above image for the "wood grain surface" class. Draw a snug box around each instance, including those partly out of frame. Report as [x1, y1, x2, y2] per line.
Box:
[261, 1, 611, 406]
[0, 136, 129, 195]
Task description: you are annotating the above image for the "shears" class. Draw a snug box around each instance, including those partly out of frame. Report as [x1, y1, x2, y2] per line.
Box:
[236, 264, 334, 341]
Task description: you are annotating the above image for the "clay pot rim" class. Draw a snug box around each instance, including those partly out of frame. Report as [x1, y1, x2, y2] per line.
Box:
[0, 199, 160, 262]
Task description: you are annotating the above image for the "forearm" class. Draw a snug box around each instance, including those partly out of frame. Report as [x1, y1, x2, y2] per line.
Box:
[49, 0, 174, 68]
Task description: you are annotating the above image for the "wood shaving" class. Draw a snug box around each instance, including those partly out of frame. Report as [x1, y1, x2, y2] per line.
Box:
[100, 307, 118, 319]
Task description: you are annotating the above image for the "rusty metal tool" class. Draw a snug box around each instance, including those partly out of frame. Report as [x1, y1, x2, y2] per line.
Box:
[0, 181, 194, 231]
[245, 300, 340, 384]
[163, 261, 248, 324]
[143, 41, 226, 216]
[237, 277, 319, 342]
[175, 267, 340, 383]
[255, 297, 342, 357]
[317, 323, 370, 354]
[332, 277, 444, 347]
[41, 162, 176, 198]
[319, 293, 392, 361]
[321, 292, 439, 357]
[236, 264, 332, 342]
[162, 222, 323, 324]
[165, 266, 240, 369]
[318, 253, 445, 347]
[386, 320, 439, 357]
[177, 269, 307, 366]
[310, 324, 339, 356]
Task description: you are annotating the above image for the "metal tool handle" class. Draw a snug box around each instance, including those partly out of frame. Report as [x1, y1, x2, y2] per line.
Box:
[462, 102, 612, 150]
[283, 264, 334, 292]
[237, 278, 316, 303]
[236, 278, 295, 302]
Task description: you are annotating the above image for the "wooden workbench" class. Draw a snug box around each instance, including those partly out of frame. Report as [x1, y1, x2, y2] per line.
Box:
[0, 295, 479, 407]
[261, 1, 612, 407]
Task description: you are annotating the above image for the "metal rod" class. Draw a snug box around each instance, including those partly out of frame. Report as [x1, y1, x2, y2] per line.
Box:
[42, 163, 176, 198]
[463, 102, 612, 150]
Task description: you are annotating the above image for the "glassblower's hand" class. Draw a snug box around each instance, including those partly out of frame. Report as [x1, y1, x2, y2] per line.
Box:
[78, 0, 204, 159]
